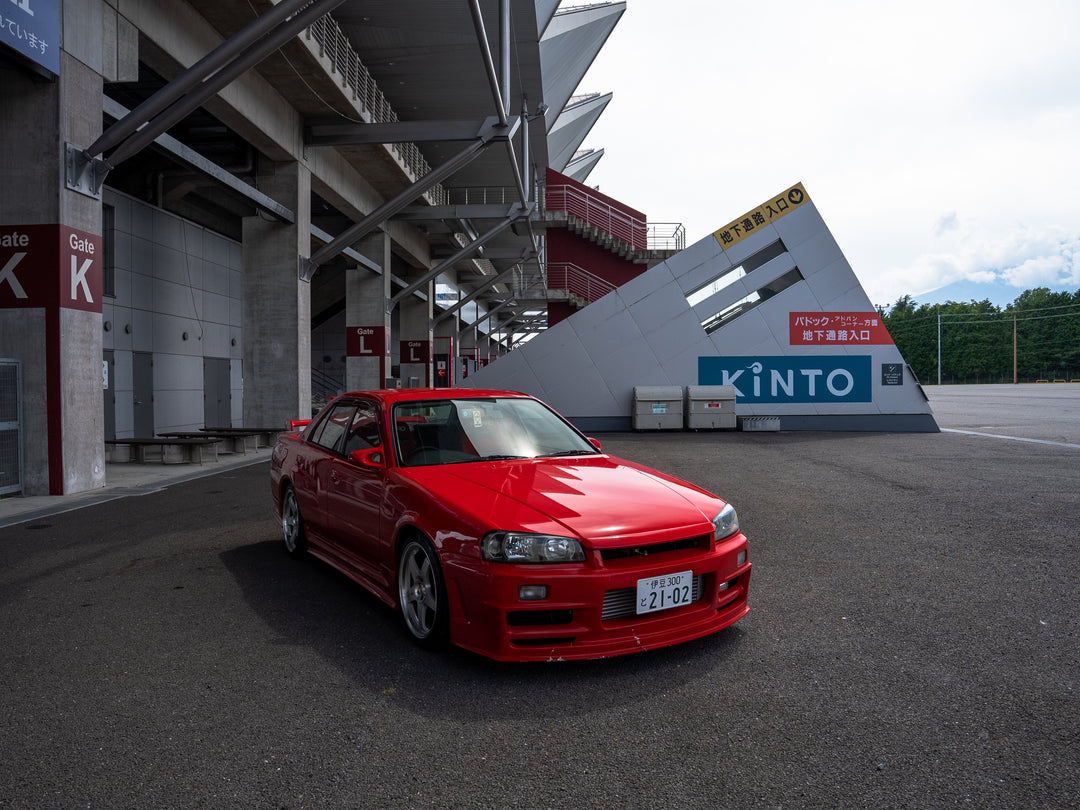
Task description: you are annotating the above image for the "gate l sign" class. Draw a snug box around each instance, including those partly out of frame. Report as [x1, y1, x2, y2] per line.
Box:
[699, 356, 872, 403]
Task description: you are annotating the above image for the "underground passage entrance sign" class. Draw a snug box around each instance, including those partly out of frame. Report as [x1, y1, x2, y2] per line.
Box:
[698, 356, 872, 403]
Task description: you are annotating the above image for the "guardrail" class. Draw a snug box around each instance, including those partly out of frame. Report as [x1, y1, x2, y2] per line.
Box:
[545, 184, 647, 249]
[546, 263, 616, 303]
[648, 222, 686, 252]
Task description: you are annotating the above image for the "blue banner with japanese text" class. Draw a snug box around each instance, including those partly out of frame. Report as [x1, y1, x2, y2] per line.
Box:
[1, 0, 60, 75]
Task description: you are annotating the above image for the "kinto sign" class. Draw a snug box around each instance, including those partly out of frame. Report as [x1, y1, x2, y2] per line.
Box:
[698, 356, 872, 403]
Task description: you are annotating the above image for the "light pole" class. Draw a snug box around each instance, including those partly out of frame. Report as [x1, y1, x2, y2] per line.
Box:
[937, 308, 942, 385]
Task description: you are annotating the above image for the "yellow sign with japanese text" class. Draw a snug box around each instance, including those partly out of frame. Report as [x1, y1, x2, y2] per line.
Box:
[712, 182, 809, 250]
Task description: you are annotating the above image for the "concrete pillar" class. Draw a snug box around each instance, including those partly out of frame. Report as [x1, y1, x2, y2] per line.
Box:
[398, 288, 432, 388]
[458, 320, 478, 381]
[242, 162, 312, 424]
[434, 314, 457, 388]
[345, 232, 391, 391]
[1, 52, 105, 495]
[476, 325, 492, 369]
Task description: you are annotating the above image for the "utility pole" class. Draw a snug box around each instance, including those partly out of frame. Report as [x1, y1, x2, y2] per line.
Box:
[937, 308, 942, 385]
[1013, 313, 1018, 384]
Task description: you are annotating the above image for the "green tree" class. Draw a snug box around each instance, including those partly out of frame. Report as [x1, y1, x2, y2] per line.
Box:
[1009, 288, 1080, 379]
[882, 287, 1080, 383]
[881, 295, 937, 383]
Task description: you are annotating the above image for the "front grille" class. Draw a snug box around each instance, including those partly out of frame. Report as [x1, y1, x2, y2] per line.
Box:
[602, 574, 705, 621]
[600, 534, 708, 562]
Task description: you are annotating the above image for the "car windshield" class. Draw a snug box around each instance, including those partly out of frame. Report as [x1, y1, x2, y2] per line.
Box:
[392, 397, 598, 467]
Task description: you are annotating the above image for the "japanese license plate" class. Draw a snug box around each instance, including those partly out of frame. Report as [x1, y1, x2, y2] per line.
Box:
[636, 570, 693, 615]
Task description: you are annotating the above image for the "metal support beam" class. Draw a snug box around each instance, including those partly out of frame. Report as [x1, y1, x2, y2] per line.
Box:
[469, 0, 509, 127]
[310, 225, 381, 274]
[393, 203, 532, 222]
[468, 0, 528, 208]
[388, 206, 533, 310]
[521, 100, 531, 204]
[500, 0, 511, 116]
[305, 119, 506, 146]
[98, 0, 346, 175]
[300, 117, 520, 282]
[98, 97, 294, 222]
[434, 262, 524, 324]
[447, 246, 535, 261]
[84, 0, 317, 159]
[503, 139, 528, 208]
[477, 299, 514, 335]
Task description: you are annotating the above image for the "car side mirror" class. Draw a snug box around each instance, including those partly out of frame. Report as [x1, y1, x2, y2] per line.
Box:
[350, 448, 384, 468]
[588, 437, 602, 451]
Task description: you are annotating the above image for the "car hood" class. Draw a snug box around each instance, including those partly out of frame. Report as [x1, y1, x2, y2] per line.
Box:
[403, 456, 720, 545]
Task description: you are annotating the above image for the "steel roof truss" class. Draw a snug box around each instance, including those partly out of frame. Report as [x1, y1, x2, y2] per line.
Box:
[387, 203, 535, 310]
[301, 117, 520, 281]
[305, 119, 512, 146]
[72, 0, 346, 196]
[434, 263, 523, 324]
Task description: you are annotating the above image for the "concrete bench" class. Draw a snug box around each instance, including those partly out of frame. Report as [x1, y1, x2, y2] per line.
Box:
[158, 431, 260, 455]
[105, 437, 221, 465]
[201, 427, 284, 448]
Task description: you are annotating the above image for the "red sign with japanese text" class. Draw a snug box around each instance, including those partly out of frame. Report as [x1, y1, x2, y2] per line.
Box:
[789, 312, 893, 346]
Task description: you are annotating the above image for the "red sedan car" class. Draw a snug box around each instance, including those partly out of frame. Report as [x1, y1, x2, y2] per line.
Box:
[270, 388, 750, 661]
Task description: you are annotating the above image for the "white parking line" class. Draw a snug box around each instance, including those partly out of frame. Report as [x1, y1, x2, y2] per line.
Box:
[941, 428, 1080, 450]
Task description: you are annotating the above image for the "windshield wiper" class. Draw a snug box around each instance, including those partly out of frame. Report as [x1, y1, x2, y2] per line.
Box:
[545, 449, 596, 457]
[471, 454, 531, 461]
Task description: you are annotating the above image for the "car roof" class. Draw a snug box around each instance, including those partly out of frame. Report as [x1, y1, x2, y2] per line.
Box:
[334, 388, 532, 407]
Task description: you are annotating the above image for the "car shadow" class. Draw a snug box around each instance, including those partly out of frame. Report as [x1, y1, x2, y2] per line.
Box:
[220, 539, 748, 721]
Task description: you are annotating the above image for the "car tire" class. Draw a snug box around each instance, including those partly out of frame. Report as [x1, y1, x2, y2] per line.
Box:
[281, 484, 307, 558]
[396, 536, 448, 648]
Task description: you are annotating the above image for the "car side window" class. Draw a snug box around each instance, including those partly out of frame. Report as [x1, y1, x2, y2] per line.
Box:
[309, 403, 356, 452]
[343, 401, 381, 456]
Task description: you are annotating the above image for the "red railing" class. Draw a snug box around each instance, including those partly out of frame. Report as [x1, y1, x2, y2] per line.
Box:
[546, 263, 616, 303]
[545, 183, 648, 250]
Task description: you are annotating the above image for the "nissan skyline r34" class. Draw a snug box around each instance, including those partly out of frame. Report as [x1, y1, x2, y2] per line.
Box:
[270, 388, 750, 661]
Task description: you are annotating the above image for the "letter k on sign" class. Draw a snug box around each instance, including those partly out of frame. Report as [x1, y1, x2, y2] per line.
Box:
[0, 252, 29, 299]
[71, 255, 93, 303]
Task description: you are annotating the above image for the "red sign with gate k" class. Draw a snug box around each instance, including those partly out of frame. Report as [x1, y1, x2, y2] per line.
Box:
[0, 224, 102, 312]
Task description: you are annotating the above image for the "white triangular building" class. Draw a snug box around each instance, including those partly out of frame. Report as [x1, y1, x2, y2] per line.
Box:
[464, 182, 938, 432]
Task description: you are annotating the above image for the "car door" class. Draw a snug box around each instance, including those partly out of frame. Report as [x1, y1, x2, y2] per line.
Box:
[299, 401, 358, 544]
[324, 399, 390, 592]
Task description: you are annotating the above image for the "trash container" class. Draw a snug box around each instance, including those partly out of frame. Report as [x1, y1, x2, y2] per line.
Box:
[632, 386, 684, 430]
[685, 385, 737, 430]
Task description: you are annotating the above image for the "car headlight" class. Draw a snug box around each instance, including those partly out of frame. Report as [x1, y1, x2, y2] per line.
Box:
[481, 531, 585, 563]
[712, 503, 739, 541]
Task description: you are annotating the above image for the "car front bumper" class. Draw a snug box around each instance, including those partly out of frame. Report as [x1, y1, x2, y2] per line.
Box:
[442, 531, 751, 662]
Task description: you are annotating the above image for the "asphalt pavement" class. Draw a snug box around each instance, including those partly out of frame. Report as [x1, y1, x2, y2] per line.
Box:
[1, 384, 1077, 809]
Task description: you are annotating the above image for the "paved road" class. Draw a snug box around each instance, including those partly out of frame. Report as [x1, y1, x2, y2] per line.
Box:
[1, 388, 1077, 808]
[925, 383, 1080, 445]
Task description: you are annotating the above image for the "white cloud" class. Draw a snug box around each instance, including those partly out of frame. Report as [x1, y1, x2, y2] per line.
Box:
[573, 0, 1080, 308]
[877, 219, 1080, 304]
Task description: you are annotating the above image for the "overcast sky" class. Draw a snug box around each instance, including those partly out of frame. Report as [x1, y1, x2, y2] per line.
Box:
[575, 0, 1080, 309]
